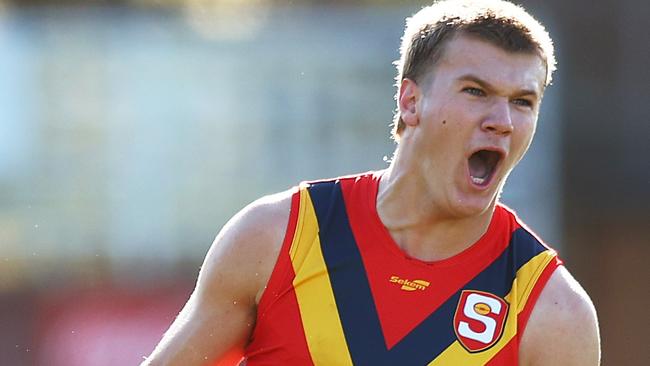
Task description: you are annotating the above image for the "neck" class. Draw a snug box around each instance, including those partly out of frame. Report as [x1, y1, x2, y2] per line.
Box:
[376, 148, 496, 262]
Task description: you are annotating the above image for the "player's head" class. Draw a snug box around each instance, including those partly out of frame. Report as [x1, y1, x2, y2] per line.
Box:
[392, 0, 556, 141]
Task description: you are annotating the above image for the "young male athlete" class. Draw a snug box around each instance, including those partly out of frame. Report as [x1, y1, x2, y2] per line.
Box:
[143, 0, 600, 365]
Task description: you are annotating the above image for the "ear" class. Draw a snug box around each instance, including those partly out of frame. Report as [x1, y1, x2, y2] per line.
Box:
[398, 78, 421, 128]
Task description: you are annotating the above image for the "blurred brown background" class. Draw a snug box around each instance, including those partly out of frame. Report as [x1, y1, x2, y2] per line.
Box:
[0, 0, 647, 365]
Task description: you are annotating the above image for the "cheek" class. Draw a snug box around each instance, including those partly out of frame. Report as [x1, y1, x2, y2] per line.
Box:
[512, 120, 537, 157]
[418, 96, 475, 153]
[428, 101, 473, 132]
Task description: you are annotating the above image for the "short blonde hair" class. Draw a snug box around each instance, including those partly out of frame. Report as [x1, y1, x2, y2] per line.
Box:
[392, 0, 556, 140]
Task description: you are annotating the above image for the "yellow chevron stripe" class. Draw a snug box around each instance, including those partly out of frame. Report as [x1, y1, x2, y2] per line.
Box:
[515, 250, 556, 309]
[427, 250, 556, 365]
[290, 187, 354, 366]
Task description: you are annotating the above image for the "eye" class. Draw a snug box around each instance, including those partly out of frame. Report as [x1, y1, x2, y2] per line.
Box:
[462, 87, 485, 96]
[511, 98, 533, 107]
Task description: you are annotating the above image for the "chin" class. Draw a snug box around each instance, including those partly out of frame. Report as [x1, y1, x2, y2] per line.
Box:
[448, 193, 498, 219]
[450, 204, 493, 219]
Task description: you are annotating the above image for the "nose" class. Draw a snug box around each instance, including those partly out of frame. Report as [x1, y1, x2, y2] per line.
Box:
[481, 99, 514, 135]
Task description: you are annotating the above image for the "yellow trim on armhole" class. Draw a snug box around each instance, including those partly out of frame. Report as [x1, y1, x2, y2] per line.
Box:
[289, 187, 354, 366]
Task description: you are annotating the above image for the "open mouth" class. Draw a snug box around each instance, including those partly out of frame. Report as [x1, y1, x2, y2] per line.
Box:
[468, 150, 502, 187]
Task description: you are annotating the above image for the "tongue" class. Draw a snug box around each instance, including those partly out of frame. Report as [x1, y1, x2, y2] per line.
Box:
[469, 153, 489, 179]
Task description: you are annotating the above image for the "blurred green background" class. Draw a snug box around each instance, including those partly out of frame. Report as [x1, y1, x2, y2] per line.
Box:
[0, 0, 647, 365]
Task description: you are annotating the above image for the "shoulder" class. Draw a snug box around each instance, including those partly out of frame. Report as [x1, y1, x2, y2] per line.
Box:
[220, 188, 295, 252]
[198, 188, 296, 306]
[141, 189, 297, 365]
[520, 265, 601, 366]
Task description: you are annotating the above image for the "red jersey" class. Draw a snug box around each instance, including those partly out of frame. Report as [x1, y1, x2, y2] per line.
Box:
[244, 172, 561, 365]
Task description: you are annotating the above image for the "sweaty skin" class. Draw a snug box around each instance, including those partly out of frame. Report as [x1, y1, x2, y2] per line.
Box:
[142, 36, 600, 366]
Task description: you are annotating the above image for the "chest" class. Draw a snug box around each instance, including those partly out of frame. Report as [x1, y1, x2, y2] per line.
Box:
[282, 189, 530, 365]
[246, 182, 555, 366]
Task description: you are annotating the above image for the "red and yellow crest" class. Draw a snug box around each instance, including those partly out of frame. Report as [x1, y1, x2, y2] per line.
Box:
[453, 290, 509, 352]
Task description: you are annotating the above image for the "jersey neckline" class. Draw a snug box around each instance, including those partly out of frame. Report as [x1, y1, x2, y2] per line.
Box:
[358, 170, 507, 269]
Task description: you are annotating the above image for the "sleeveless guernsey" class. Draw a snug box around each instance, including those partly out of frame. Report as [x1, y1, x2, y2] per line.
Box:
[244, 172, 561, 365]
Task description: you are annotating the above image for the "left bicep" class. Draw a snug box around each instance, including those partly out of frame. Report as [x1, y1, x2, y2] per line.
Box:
[519, 266, 601, 366]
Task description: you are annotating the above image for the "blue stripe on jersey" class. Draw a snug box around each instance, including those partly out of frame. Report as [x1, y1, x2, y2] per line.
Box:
[307, 180, 548, 366]
[308, 180, 388, 364]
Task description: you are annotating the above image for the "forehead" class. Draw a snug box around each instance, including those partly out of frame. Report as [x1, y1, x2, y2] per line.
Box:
[433, 35, 547, 94]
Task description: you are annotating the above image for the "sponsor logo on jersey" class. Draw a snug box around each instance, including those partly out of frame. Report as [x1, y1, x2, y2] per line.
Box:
[389, 276, 430, 292]
[453, 290, 509, 352]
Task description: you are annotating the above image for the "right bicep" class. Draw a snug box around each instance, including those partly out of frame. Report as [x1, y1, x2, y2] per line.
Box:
[143, 192, 292, 366]
[146, 291, 253, 365]
[142, 241, 257, 365]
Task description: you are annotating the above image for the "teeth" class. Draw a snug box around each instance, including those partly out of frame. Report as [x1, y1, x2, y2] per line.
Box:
[472, 176, 485, 185]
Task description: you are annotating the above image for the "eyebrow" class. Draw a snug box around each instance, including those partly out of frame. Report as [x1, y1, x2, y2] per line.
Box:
[457, 74, 540, 99]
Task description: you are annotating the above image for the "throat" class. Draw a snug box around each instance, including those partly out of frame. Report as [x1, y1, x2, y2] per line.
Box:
[385, 213, 494, 262]
[376, 164, 495, 261]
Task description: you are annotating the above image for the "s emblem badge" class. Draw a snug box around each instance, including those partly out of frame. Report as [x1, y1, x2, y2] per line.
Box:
[453, 290, 509, 352]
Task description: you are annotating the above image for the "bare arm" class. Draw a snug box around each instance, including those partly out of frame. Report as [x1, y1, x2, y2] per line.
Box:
[141, 191, 293, 366]
[520, 266, 601, 366]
